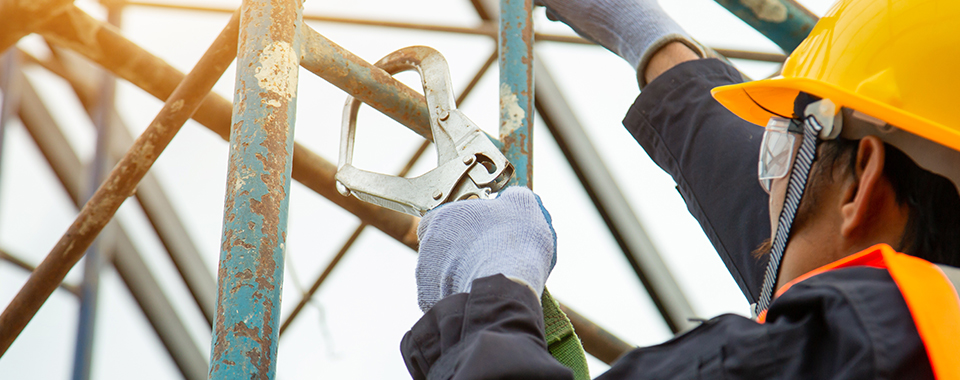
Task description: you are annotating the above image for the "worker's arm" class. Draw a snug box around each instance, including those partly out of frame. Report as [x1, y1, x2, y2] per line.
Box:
[644, 41, 700, 85]
[624, 58, 770, 302]
[401, 275, 573, 380]
[404, 267, 932, 378]
[538, 0, 770, 301]
[536, 0, 705, 87]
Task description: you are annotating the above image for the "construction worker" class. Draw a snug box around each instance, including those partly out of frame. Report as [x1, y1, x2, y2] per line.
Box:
[401, 0, 960, 378]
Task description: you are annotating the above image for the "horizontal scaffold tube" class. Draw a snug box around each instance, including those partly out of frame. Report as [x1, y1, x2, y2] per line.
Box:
[37, 5, 421, 249]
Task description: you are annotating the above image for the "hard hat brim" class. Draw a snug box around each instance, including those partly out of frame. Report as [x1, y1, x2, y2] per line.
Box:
[711, 77, 960, 153]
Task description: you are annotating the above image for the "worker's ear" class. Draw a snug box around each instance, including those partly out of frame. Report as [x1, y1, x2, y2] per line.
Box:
[839, 136, 888, 237]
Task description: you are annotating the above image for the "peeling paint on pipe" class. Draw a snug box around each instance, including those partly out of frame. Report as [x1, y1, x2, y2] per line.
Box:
[499, 0, 534, 188]
[714, 0, 818, 54]
[208, 1, 301, 379]
[299, 26, 433, 141]
[38, 5, 420, 250]
[0, 9, 241, 357]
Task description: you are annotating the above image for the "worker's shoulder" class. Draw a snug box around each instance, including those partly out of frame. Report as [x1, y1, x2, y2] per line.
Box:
[773, 266, 909, 324]
[768, 266, 932, 378]
[601, 269, 931, 379]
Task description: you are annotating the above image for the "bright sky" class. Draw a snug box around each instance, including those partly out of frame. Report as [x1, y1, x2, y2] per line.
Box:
[0, 0, 836, 378]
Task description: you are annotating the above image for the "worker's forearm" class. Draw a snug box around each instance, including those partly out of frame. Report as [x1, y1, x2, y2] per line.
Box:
[643, 41, 701, 85]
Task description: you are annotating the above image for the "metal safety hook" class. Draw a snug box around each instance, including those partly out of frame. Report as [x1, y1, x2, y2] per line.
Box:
[335, 46, 514, 216]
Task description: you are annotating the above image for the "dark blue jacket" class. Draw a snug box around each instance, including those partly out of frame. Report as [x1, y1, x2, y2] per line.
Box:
[400, 59, 934, 379]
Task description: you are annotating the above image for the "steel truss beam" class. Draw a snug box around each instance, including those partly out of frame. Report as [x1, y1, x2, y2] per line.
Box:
[534, 57, 697, 333]
[120, 0, 787, 63]
[39, 45, 218, 326]
[0, 8, 241, 356]
[14, 69, 207, 380]
[36, 5, 422, 250]
[1, 250, 81, 297]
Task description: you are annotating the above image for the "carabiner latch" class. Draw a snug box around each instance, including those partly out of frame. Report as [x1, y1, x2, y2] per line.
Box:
[335, 46, 514, 216]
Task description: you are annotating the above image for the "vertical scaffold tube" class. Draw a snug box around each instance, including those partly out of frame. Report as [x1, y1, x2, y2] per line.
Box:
[499, 0, 534, 188]
[209, 1, 301, 379]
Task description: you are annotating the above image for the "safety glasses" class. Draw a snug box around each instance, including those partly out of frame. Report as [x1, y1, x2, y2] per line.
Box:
[758, 117, 804, 193]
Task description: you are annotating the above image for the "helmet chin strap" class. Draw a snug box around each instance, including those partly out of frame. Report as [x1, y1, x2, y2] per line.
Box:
[752, 114, 824, 317]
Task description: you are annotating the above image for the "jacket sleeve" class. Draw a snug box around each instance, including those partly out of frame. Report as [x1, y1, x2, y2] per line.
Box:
[597, 267, 933, 379]
[401, 274, 574, 380]
[622, 58, 771, 303]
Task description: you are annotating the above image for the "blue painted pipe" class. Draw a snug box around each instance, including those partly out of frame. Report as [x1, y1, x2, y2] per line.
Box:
[209, 0, 301, 379]
[714, 0, 818, 54]
[499, 0, 535, 188]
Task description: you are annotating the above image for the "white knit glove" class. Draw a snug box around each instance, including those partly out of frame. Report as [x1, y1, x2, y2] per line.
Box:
[415, 187, 558, 312]
[536, 0, 704, 86]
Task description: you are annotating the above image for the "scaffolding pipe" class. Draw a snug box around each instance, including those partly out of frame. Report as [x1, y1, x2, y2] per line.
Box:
[0, 0, 74, 52]
[14, 3, 636, 369]
[38, 5, 421, 250]
[111, 233, 208, 380]
[559, 304, 634, 365]
[38, 45, 220, 325]
[534, 56, 697, 333]
[209, 1, 301, 378]
[498, 0, 534, 187]
[1, 250, 81, 297]
[0, 50, 19, 214]
[70, 8, 123, 379]
[70, 65, 111, 380]
[714, 0, 817, 53]
[15, 71, 207, 380]
[121, 1, 788, 63]
[278, 223, 363, 337]
[0, 10, 241, 357]
[299, 26, 432, 140]
[279, 48, 494, 336]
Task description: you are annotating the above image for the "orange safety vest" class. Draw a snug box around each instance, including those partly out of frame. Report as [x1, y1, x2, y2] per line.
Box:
[760, 244, 960, 379]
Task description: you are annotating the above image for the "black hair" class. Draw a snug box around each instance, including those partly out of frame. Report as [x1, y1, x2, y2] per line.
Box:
[816, 138, 960, 266]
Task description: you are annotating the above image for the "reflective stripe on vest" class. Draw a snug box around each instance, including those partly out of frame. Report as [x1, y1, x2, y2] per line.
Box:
[762, 244, 960, 380]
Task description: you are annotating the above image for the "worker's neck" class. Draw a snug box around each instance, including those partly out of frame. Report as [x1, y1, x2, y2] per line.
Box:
[775, 197, 909, 291]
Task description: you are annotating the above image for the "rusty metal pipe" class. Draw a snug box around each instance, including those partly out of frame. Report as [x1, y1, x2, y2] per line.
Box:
[119, 0, 786, 63]
[0, 250, 81, 297]
[0, 10, 241, 357]
[278, 223, 363, 337]
[712, 48, 785, 63]
[559, 304, 635, 365]
[299, 26, 433, 140]
[121, 1, 788, 64]
[38, 5, 420, 249]
[0, 0, 75, 52]
[14, 67, 207, 380]
[0, 50, 21, 177]
[279, 140, 430, 337]
[70, 10, 123, 380]
[209, 1, 302, 378]
[279, 48, 494, 336]
[31, 44, 221, 325]
[499, 0, 535, 188]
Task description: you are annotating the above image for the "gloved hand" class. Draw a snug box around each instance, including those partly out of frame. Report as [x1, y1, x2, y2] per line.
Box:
[535, 0, 703, 87]
[415, 187, 557, 312]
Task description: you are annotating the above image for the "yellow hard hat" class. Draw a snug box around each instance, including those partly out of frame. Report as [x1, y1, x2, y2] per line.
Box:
[711, 0, 960, 153]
